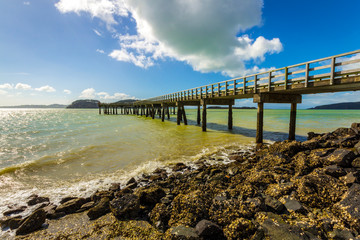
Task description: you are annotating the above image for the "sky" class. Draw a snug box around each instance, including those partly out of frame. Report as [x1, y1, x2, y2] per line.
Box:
[0, 0, 359, 108]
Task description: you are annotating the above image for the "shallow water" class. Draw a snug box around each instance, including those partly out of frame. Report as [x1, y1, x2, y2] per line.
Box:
[0, 108, 359, 220]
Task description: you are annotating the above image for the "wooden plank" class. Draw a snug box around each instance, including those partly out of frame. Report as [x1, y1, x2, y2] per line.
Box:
[233, 80, 236, 95]
[308, 64, 331, 71]
[182, 106, 187, 125]
[288, 69, 306, 76]
[197, 105, 201, 125]
[335, 58, 360, 66]
[268, 72, 272, 92]
[254, 75, 258, 93]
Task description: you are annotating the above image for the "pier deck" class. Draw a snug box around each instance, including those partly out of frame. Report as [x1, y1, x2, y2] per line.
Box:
[99, 50, 360, 143]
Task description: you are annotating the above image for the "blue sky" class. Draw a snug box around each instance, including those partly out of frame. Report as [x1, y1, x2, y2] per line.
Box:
[0, 0, 359, 108]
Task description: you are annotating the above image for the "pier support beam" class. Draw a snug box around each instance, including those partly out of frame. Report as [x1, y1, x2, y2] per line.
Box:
[161, 106, 165, 122]
[256, 102, 264, 144]
[177, 105, 182, 125]
[197, 105, 201, 125]
[254, 93, 302, 144]
[182, 105, 188, 125]
[228, 104, 233, 130]
[201, 100, 207, 132]
[167, 106, 170, 119]
[289, 103, 297, 140]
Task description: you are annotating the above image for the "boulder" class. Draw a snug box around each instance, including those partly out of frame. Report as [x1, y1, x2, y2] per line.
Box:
[126, 177, 137, 185]
[223, 218, 256, 240]
[296, 172, 346, 208]
[195, 220, 225, 240]
[138, 187, 166, 207]
[351, 157, 360, 168]
[172, 163, 187, 171]
[149, 203, 171, 232]
[59, 196, 77, 204]
[87, 197, 110, 220]
[110, 193, 140, 220]
[334, 183, 360, 229]
[282, 196, 304, 213]
[55, 197, 86, 214]
[323, 149, 356, 167]
[264, 195, 285, 214]
[3, 206, 27, 216]
[166, 225, 199, 240]
[0, 216, 23, 230]
[27, 195, 49, 206]
[323, 165, 347, 178]
[91, 190, 114, 203]
[16, 209, 46, 235]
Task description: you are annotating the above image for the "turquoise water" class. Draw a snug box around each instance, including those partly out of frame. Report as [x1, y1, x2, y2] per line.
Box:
[0, 108, 359, 219]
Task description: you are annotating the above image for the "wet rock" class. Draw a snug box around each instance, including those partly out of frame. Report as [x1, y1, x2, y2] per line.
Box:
[55, 197, 86, 214]
[264, 195, 285, 214]
[296, 172, 346, 208]
[328, 228, 355, 240]
[334, 183, 360, 229]
[167, 225, 199, 240]
[0, 216, 23, 230]
[109, 183, 120, 192]
[27, 195, 49, 206]
[224, 218, 256, 240]
[42, 204, 58, 219]
[91, 190, 114, 203]
[80, 201, 95, 210]
[172, 162, 187, 171]
[265, 182, 294, 198]
[169, 190, 211, 227]
[258, 212, 306, 240]
[324, 165, 347, 178]
[149, 203, 171, 232]
[282, 196, 304, 213]
[87, 197, 110, 220]
[268, 140, 303, 158]
[351, 157, 360, 168]
[110, 193, 140, 220]
[340, 172, 358, 185]
[301, 138, 319, 150]
[307, 132, 322, 140]
[138, 187, 166, 207]
[3, 205, 27, 216]
[126, 177, 136, 185]
[60, 196, 77, 204]
[127, 182, 138, 189]
[323, 149, 356, 167]
[195, 219, 225, 240]
[293, 151, 323, 176]
[16, 208, 46, 235]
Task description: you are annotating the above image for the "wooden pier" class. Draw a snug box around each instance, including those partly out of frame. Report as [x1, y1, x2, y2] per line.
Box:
[99, 50, 360, 143]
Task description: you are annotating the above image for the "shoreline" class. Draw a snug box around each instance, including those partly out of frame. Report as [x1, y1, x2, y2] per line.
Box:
[1, 124, 360, 239]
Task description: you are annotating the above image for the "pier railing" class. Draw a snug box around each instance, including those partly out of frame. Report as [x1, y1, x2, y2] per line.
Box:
[140, 49, 360, 103]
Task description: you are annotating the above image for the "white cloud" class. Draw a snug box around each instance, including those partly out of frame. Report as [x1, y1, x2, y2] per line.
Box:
[15, 83, 32, 90]
[79, 88, 96, 99]
[23, 1, 30, 5]
[64, 89, 72, 94]
[55, 0, 283, 77]
[55, 0, 128, 27]
[35, 85, 56, 92]
[0, 89, 7, 95]
[97, 91, 135, 100]
[96, 49, 105, 54]
[93, 29, 102, 36]
[0, 83, 13, 89]
[79, 88, 135, 100]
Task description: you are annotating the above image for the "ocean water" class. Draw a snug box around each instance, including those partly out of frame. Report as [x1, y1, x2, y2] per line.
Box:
[0, 108, 360, 221]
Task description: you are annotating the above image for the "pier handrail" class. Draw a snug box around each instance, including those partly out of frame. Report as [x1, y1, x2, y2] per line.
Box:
[135, 49, 360, 104]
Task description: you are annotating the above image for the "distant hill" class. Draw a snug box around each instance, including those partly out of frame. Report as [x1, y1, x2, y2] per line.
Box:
[66, 100, 100, 109]
[113, 99, 138, 104]
[310, 101, 360, 109]
[0, 104, 66, 108]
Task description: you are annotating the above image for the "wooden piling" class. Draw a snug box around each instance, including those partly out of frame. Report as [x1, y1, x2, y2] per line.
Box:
[167, 106, 170, 119]
[197, 105, 201, 125]
[228, 104, 233, 129]
[161, 106, 165, 122]
[182, 105, 188, 125]
[256, 102, 264, 144]
[177, 105, 181, 125]
[152, 106, 155, 119]
[289, 103, 297, 140]
[202, 101, 207, 132]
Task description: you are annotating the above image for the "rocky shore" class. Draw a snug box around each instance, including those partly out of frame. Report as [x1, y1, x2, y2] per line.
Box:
[2, 123, 360, 239]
